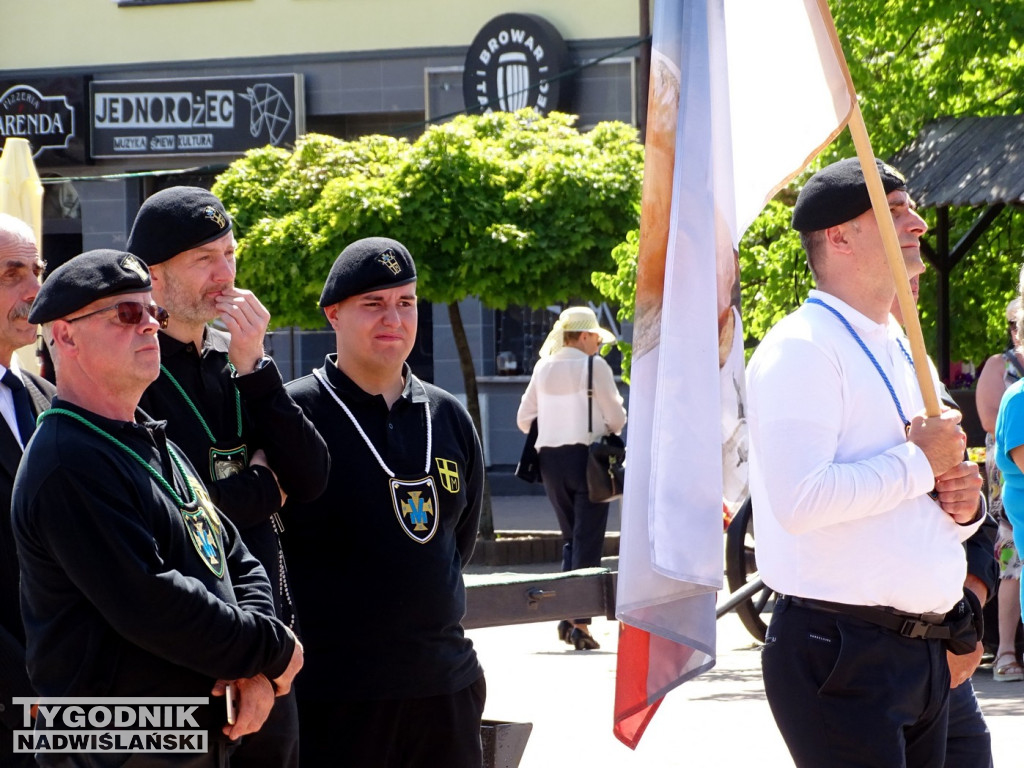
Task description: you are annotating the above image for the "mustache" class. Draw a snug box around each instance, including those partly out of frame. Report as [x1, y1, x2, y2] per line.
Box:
[8, 302, 31, 322]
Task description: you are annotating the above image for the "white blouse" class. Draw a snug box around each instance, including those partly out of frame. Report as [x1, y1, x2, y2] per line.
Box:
[517, 347, 627, 449]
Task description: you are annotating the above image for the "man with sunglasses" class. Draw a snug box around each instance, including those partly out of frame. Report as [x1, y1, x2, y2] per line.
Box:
[129, 187, 329, 768]
[0, 214, 53, 767]
[12, 249, 303, 766]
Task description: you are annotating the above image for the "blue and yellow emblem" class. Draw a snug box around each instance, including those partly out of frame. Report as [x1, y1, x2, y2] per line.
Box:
[434, 457, 460, 494]
[390, 476, 439, 543]
[180, 477, 226, 578]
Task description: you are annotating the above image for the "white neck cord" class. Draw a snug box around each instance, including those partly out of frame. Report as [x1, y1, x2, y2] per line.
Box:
[313, 368, 432, 477]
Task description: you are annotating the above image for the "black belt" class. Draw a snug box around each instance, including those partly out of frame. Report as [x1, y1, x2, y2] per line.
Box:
[785, 595, 952, 640]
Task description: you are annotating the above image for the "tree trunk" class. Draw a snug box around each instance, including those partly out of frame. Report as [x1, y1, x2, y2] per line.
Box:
[447, 302, 495, 539]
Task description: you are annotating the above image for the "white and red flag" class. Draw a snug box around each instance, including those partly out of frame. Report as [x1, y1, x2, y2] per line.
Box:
[614, 0, 855, 748]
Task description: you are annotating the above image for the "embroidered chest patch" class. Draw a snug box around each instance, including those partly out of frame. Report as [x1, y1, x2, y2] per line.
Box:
[434, 457, 460, 494]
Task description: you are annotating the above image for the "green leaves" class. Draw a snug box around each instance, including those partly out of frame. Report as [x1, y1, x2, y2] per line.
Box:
[591, 0, 1024, 376]
[214, 110, 643, 328]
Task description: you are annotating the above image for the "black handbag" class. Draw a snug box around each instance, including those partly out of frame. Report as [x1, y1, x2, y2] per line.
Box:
[515, 418, 542, 484]
[586, 356, 626, 503]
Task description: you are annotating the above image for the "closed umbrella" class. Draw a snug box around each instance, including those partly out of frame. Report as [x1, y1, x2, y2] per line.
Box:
[0, 137, 44, 248]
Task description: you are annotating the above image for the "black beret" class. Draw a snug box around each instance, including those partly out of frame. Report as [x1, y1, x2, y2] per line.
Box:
[127, 186, 232, 266]
[319, 237, 417, 308]
[792, 157, 907, 233]
[29, 249, 151, 324]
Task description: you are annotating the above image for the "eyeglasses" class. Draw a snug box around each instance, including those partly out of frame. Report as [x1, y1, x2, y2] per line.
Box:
[66, 301, 169, 330]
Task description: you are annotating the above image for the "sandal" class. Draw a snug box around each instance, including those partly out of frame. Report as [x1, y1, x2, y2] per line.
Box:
[993, 652, 1024, 682]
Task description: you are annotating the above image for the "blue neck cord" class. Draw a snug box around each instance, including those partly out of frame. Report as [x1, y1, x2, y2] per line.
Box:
[805, 297, 915, 431]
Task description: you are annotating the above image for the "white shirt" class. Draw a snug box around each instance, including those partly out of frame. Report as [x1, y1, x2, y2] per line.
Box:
[517, 347, 627, 449]
[0, 359, 27, 450]
[746, 290, 979, 613]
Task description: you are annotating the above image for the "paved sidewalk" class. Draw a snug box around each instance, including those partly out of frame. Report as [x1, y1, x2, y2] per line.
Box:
[472, 496, 1024, 766]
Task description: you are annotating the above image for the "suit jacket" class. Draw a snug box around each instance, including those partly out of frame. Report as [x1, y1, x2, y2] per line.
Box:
[0, 370, 53, 759]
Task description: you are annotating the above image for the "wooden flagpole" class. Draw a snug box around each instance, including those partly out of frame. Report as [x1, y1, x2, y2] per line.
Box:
[847, 106, 941, 416]
[815, 0, 941, 417]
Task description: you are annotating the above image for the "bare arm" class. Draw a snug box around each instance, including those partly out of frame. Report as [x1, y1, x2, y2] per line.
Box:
[975, 354, 1006, 434]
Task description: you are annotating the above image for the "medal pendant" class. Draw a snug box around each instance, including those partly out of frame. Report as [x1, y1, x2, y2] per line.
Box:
[181, 478, 226, 578]
[210, 445, 248, 480]
[390, 476, 439, 544]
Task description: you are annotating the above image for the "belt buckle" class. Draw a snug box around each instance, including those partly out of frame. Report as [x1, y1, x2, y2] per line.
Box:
[899, 619, 931, 639]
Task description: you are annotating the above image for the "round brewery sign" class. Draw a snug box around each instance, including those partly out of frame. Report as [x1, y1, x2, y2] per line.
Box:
[463, 14, 569, 115]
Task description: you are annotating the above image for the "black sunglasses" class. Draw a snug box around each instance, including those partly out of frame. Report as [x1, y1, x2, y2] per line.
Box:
[67, 301, 170, 330]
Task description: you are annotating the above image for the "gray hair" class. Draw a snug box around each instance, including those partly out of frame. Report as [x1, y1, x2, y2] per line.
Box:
[0, 213, 37, 247]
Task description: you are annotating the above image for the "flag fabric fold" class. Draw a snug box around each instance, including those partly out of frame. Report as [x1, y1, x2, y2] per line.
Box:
[614, 0, 854, 748]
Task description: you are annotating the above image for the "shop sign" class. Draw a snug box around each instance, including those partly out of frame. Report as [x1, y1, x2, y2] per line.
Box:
[90, 73, 304, 158]
[0, 85, 76, 157]
[463, 14, 569, 116]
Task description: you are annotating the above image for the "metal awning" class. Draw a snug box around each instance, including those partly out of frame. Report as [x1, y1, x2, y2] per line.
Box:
[894, 115, 1024, 208]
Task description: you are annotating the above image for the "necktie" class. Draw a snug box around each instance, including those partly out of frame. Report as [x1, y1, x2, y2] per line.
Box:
[2, 370, 36, 446]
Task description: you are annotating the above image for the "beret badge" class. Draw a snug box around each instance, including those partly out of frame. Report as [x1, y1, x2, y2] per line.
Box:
[204, 205, 227, 230]
[377, 249, 402, 276]
[121, 254, 148, 281]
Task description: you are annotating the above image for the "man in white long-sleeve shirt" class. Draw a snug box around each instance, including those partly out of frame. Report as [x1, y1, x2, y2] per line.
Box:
[747, 158, 985, 767]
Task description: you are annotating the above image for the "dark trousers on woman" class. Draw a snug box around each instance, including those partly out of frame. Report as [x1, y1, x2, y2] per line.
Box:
[539, 444, 610, 623]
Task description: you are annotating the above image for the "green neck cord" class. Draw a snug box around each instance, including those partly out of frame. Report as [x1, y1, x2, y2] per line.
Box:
[39, 408, 197, 508]
[159, 363, 242, 442]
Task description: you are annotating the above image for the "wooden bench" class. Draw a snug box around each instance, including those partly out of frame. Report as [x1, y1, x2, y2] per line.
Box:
[464, 567, 617, 630]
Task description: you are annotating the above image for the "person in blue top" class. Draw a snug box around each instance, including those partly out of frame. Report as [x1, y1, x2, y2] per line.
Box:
[994, 272, 1024, 625]
[977, 297, 1024, 682]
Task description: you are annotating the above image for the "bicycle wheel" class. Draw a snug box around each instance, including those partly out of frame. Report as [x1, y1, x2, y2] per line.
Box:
[724, 497, 775, 642]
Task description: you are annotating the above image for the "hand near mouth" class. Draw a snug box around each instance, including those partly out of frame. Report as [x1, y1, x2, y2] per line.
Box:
[217, 288, 271, 373]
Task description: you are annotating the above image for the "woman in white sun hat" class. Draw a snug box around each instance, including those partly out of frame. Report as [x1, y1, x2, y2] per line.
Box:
[517, 306, 627, 650]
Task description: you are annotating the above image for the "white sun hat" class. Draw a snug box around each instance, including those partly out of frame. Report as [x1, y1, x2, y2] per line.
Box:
[539, 306, 617, 357]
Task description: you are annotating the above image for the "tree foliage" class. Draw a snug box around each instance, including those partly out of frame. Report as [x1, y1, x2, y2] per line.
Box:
[593, 0, 1024, 374]
[834, 0, 1024, 367]
[213, 110, 643, 328]
[214, 134, 409, 328]
[396, 111, 643, 309]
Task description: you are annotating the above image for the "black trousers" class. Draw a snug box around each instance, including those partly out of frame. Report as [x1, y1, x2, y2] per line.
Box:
[762, 595, 950, 767]
[539, 444, 610, 623]
[296, 676, 485, 768]
[230, 689, 299, 768]
[944, 679, 992, 768]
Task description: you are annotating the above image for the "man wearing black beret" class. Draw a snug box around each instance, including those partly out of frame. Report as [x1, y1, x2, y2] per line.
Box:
[128, 187, 329, 768]
[12, 249, 303, 766]
[280, 237, 486, 767]
[747, 158, 986, 765]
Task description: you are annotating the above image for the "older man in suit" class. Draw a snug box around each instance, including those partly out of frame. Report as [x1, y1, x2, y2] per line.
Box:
[0, 214, 53, 766]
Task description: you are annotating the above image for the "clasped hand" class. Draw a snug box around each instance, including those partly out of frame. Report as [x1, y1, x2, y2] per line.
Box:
[907, 409, 980, 523]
